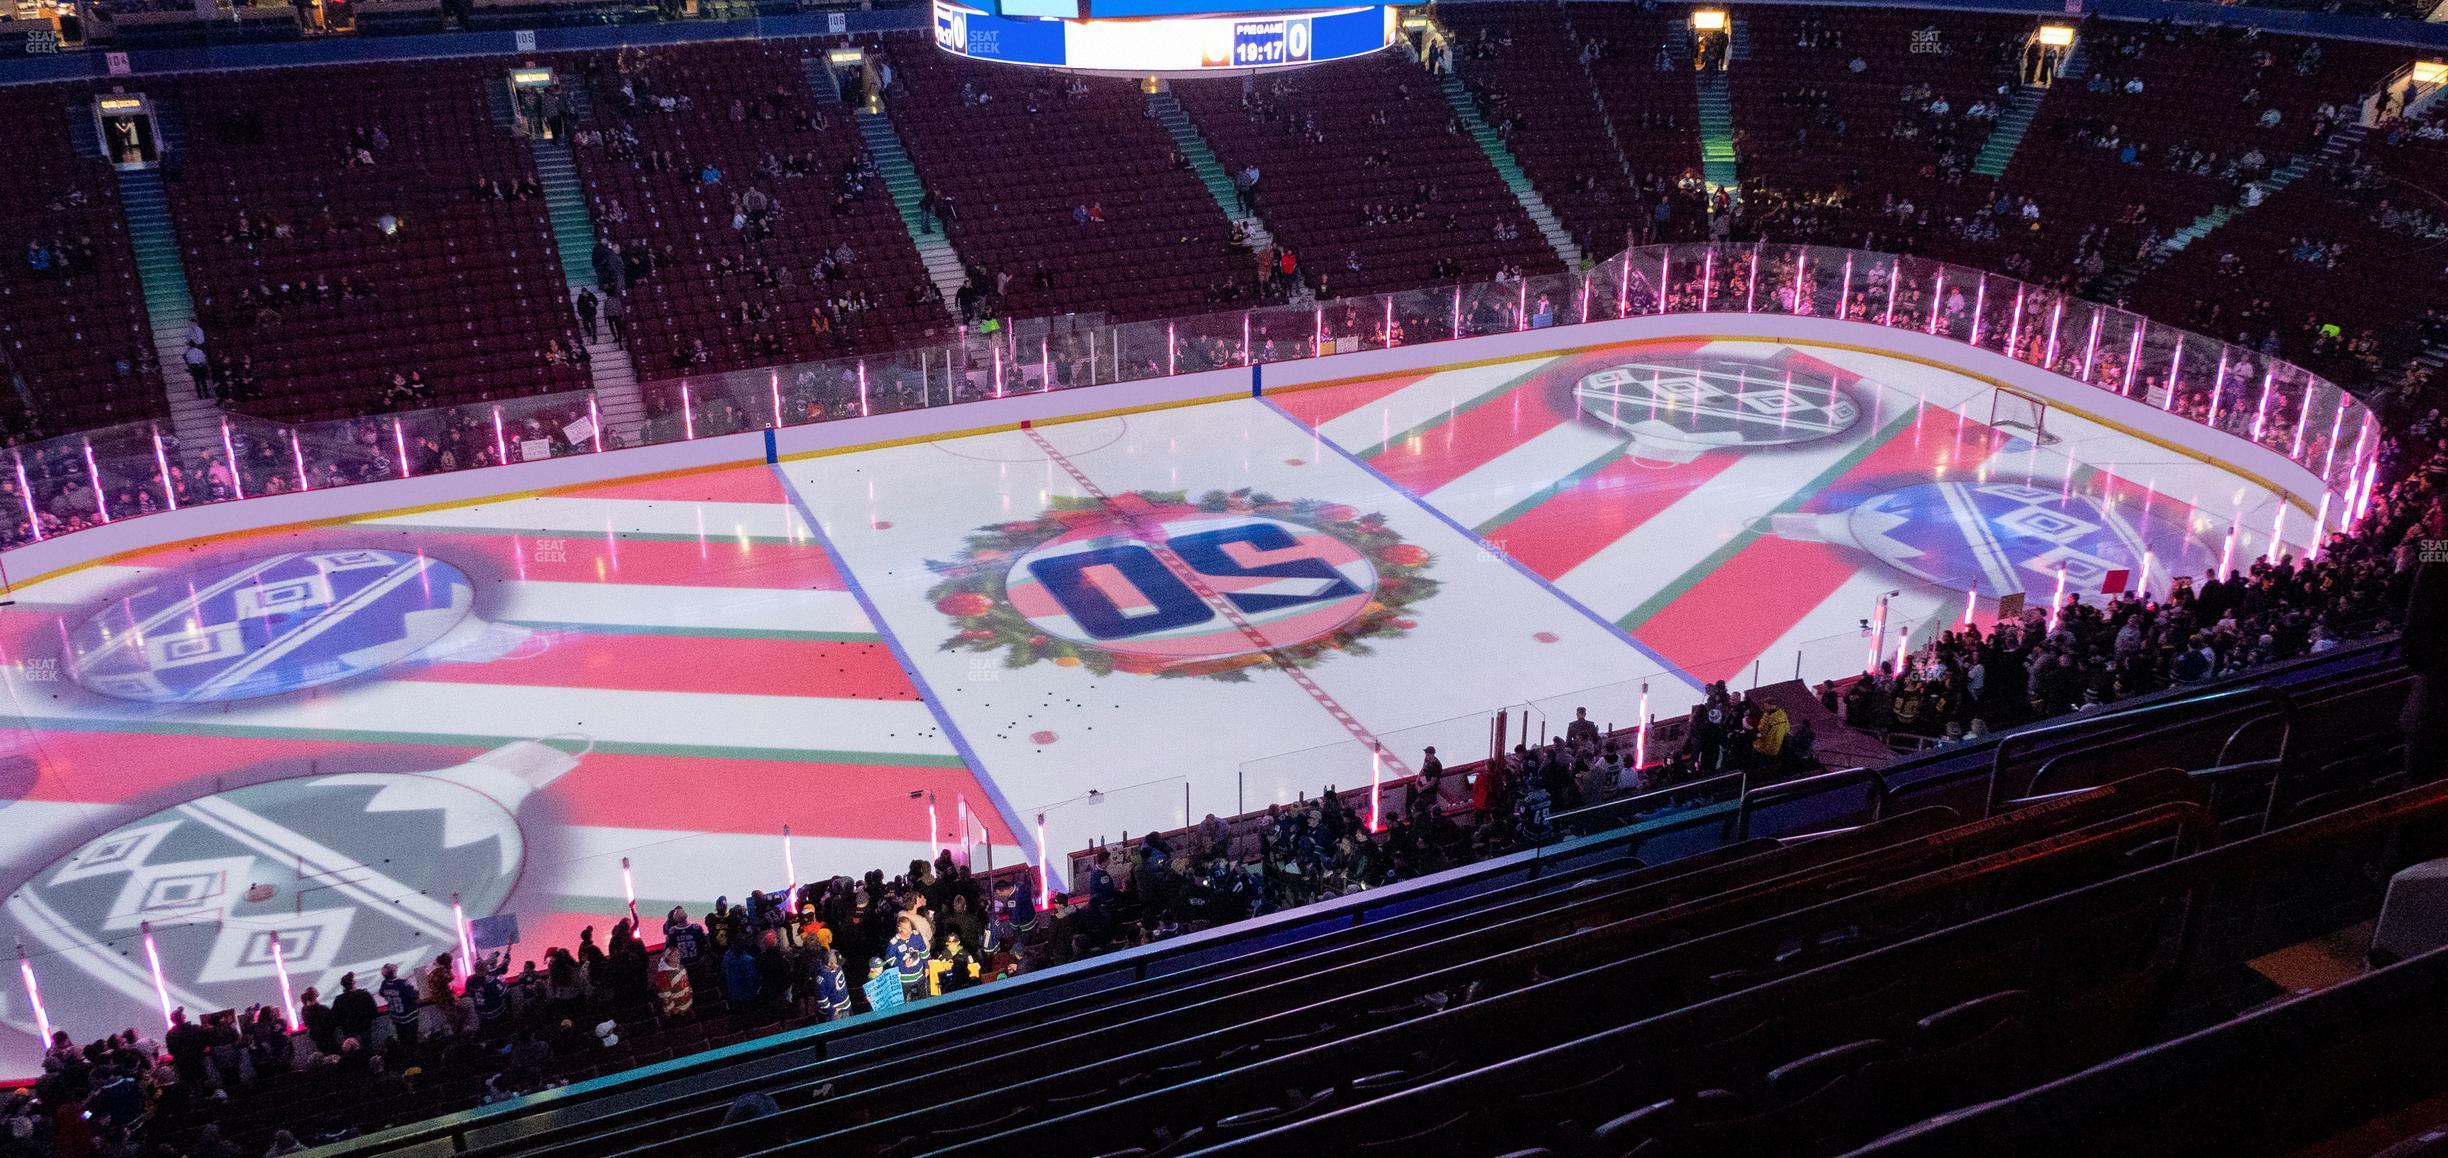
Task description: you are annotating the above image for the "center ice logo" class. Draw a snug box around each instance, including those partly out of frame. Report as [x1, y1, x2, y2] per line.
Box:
[1574, 352, 1861, 462]
[926, 489, 1439, 681]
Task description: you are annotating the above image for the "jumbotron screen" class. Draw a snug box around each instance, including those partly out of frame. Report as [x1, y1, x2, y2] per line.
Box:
[934, 1, 1395, 72]
[994, 0, 1343, 17]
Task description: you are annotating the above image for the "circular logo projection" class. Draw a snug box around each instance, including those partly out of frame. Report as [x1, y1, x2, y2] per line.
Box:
[1769, 481, 2214, 598]
[67, 550, 475, 704]
[927, 489, 1437, 681]
[0, 740, 577, 1073]
[1574, 353, 1861, 462]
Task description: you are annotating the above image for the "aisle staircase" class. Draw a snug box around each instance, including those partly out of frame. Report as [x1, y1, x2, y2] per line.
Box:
[116, 169, 219, 449]
[1438, 73, 1584, 269]
[856, 109, 968, 319]
[1147, 89, 1270, 247]
[1695, 69, 1740, 199]
[2098, 120, 2369, 298]
[1555, 7, 1636, 184]
[1974, 44, 2085, 178]
[528, 137, 644, 443]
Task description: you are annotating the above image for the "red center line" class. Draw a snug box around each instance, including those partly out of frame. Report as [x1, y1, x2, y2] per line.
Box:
[1020, 427, 1413, 779]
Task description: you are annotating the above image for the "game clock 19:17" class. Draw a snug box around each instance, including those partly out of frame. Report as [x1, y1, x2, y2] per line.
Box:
[1228, 17, 1310, 67]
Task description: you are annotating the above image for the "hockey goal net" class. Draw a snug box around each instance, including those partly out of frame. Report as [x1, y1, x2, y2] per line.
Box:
[1988, 388, 2055, 445]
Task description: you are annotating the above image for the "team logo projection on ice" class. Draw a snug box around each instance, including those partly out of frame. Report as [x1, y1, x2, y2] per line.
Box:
[1573, 352, 1862, 462]
[926, 489, 1438, 681]
[1768, 481, 2216, 599]
[64, 550, 476, 703]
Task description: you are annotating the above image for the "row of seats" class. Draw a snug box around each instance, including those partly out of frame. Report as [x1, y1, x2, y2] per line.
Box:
[876, 37, 1256, 323]
[557, 41, 948, 375]
[1170, 54, 1562, 295]
[0, 83, 163, 433]
[149, 60, 592, 423]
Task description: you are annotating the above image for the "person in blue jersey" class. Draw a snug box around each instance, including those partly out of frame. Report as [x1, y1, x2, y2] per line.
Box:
[664, 905, 711, 993]
[987, 875, 1036, 952]
[890, 914, 929, 1002]
[377, 961, 420, 1050]
[808, 933, 853, 1022]
[468, 957, 512, 1040]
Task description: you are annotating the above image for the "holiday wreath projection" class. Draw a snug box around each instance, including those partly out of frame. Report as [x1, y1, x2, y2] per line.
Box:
[0, 337, 2306, 1075]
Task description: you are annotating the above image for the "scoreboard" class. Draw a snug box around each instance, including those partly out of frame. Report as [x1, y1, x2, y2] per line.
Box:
[933, 1, 1395, 73]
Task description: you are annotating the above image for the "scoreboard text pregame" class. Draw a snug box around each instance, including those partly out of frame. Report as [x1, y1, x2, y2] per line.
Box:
[1229, 17, 1312, 67]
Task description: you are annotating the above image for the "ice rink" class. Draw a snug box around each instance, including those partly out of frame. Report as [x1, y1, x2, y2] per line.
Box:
[0, 335, 2306, 1073]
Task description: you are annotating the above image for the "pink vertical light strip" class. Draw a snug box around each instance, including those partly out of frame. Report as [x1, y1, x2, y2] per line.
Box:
[2206, 350, 2230, 426]
[452, 894, 475, 978]
[1634, 684, 1650, 769]
[1656, 250, 1671, 314]
[218, 420, 243, 500]
[1926, 274, 1946, 335]
[1881, 261, 1899, 326]
[1384, 297, 1397, 345]
[1368, 748, 1383, 833]
[1578, 273, 1591, 324]
[1167, 323, 1177, 376]
[269, 932, 299, 1032]
[2160, 338, 2185, 413]
[2043, 298, 2063, 368]
[1450, 286, 1463, 335]
[1700, 249, 1715, 311]
[587, 396, 604, 453]
[492, 406, 509, 464]
[996, 340, 1008, 396]
[2079, 311, 2103, 383]
[393, 419, 410, 478]
[2220, 523, 2238, 578]
[82, 440, 108, 522]
[1867, 595, 1889, 672]
[2250, 369, 2274, 443]
[1792, 248, 1809, 314]
[2123, 320, 2146, 397]
[1516, 280, 1528, 331]
[1037, 814, 1055, 906]
[17, 947, 51, 1046]
[1240, 313, 1251, 363]
[783, 824, 798, 894]
[13, 453, 40, 539]
[1968, 275, 1987, 345]
[681, 382, 696, 439]
[1744, 244, 1760, 312]
[2355, 459, 2379, 525]
[1838, 253, 1854, 318]
[150, 427, 177, 510]
[2310, 491, 2332, 561]
[2005, 284, 2025, 355]
[1313, 305, 1324, 353]
[2047, 564, 2068, 631]
[290, 432, 310, 491]
[858, 361, 871, 415]
[2138, 551, 2155, 599]
[770, 371, 784, 429]
[1962, 587, 1978, 626]
[2320, 404, 2349, 481]
[140, 921, 173, 1029]
[2268, 505, 2287, 564]
[2290, 381, 2314, 460]
[620, 857, 638, 930]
